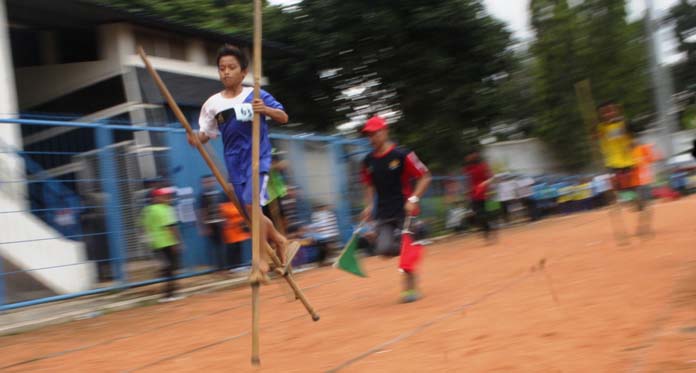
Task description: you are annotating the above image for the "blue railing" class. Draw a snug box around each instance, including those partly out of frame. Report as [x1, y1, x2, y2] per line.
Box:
[0, 117, 375, 310]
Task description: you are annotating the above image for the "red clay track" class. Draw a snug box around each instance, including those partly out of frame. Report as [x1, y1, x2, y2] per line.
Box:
[1, 198, 694, 372]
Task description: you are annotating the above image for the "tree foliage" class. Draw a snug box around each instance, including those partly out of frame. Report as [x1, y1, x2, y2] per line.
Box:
[105, 0, 257, 35]
[668, 0, 696, 93]
[529, 0, 653, 170]
[99, 0, 655, 171]
[267, 0, 518, 170]
[99, 0, 519, 171]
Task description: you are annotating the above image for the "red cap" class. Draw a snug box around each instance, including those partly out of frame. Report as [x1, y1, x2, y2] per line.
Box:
[152, 187, 175, 198]
[362, 116, 388, 133]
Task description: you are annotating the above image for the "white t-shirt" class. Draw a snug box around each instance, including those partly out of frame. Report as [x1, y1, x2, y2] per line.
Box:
[593, 174, 613, 193]
[497, 180, 517, 202]
[198, 87, 254, 139]
[516, 177, 534, 198]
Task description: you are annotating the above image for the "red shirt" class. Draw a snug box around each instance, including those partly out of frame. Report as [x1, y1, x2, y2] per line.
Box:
[463, 162, 491, 201]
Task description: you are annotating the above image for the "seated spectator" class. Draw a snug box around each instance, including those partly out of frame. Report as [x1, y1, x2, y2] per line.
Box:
[220, 201, 250, 272]
[574, 178, 593, 212]
[516, 175, 537, 221]
[593, 173, 613, 207]
[281, 185, 305, 238]
[310, 203, 341, 266]
[445, 200, 468, 232]
[557, 181, 574, 214]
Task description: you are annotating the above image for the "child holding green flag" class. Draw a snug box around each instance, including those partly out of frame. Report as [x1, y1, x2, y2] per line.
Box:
[357, 115, 431, 303]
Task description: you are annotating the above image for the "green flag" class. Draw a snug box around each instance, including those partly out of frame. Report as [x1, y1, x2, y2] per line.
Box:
[333, 234, 366, 277]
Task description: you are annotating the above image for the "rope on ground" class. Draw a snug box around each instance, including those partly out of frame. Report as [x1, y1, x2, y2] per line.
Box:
[325, 271, 532, 372]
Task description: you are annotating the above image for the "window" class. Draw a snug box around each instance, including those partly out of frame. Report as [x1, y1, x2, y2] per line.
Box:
[10, 26, 41, 67]
[56, 29, 98, 64]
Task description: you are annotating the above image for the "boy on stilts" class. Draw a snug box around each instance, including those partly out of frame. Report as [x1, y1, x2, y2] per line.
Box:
[595, 101, 636, 242]
[359, 116, 431, 303]
[189, 44, 291, 273]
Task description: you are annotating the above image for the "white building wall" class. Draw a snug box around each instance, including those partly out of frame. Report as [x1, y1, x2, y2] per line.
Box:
[186, 39, 208, 65]
[626, 128, 695, 160]
[484, 130, 696, 176]
[0, 0, 25, 207]
[1, 1, 94, 297]
[0, 192, 95, 295]
[98, 23, 136, 68]
[301, 145, 336, 206]
[15, 60, 122, 110]
[483, 138, 561, 175]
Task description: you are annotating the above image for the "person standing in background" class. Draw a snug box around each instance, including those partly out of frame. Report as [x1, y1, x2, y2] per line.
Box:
[198, 175, 226, 272]
[142, 187, 184, 302]
[220, 200, 251, 272]
[632, 139, 659, 235]
[463, 151, 495, 243]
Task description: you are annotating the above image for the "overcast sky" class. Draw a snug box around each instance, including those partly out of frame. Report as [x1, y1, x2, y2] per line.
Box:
[484, 0, 679, 40]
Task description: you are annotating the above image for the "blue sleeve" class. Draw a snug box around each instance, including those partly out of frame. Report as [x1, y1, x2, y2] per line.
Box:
[261, 90, 284, 111]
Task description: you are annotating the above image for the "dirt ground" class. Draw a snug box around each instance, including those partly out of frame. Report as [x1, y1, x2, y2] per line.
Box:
[1, 198, 695, 372]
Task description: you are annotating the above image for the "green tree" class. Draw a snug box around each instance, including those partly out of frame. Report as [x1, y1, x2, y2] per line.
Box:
[269, 0, 516, 171]
[530, 0, 591, 170]
[105, 0, 256, 35]
[529, 0, 653, 170]
[668, 0, 696, 93]
[97, 0, 522, 171]
[577, 0, 652, 124]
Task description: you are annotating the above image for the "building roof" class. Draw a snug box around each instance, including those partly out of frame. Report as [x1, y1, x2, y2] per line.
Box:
[5, 0, 294, 57]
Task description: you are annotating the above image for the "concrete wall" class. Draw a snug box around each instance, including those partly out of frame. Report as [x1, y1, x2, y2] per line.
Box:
[671, 129, 696, 155]
[15, 60, 121, 110]
[1, 0, 94, 300]
[631, 128, 694, 159]
[0, 192, 95, 296]
[483, 138, 561, 175]
[0, 0, 25, 207]
[101, 23, 262, 85]
[300, 143, 337, 206]
[483, 130, 696, 176]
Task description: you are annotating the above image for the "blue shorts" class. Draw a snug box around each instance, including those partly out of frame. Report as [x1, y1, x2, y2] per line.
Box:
[232, 173, 269, 210]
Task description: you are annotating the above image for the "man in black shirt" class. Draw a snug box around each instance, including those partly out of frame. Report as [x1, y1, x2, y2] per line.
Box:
[360, 116, 431, 303]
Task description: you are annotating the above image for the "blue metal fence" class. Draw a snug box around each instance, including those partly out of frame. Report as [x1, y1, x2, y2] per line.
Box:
[0, 117, 470, 311]
[0, 118, 375, 310]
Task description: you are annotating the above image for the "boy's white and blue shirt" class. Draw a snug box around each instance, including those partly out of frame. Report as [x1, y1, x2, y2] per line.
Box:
[198, 87, 284, 184]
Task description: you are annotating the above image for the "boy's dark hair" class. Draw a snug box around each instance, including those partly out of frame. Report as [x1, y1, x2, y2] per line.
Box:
[216, 44, 249, 70]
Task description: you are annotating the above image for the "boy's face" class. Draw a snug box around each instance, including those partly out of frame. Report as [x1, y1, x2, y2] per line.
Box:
[366, 129, 388, 150]
[218, 55, 247, 89]
[599, 104, 620, 122]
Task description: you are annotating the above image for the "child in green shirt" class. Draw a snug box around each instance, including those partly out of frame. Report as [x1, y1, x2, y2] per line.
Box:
[142, 187, 183, 302]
